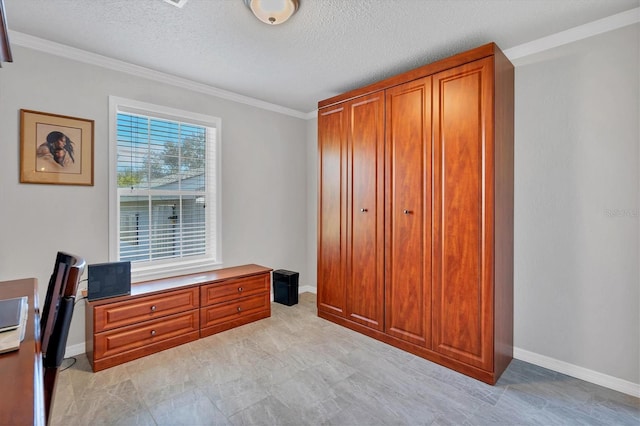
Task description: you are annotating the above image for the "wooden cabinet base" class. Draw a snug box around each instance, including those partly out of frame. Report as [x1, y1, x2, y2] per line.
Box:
[86, 264, 272, 372]
[91, 331, 200, 372]
[318, 309, 499, 385]
[201, 310, 271, 338]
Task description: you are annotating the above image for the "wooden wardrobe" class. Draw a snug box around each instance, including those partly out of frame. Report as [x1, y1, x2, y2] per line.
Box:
[317, 43, 514, 384]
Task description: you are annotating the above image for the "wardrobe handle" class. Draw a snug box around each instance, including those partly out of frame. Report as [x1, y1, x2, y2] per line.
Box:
[360, 208, 368, 212]
[403, 209, 412, 215]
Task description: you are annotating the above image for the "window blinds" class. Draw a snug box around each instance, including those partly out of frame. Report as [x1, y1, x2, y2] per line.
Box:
[116, 112, 216, 264]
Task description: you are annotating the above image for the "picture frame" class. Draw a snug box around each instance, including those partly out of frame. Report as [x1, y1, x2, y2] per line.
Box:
[20, 109, 94, 186]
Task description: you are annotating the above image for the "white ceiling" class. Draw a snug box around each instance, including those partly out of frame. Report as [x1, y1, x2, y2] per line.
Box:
[4, 0, 639, 114]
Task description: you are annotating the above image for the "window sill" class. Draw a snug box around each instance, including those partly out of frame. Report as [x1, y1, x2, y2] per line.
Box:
[131, 259, 223, 283]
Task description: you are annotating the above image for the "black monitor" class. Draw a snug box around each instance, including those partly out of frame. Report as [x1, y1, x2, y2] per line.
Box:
[87, 261, 131, 301]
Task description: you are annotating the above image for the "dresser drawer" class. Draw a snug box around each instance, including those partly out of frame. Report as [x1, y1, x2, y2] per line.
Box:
[94, 310, 199, 359]
[93, 287, 199, 332]
[200, 293, 269, 328]
[200, 273, 269, 307]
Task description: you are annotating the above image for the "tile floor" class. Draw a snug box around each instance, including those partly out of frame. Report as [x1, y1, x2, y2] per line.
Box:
[51, 293, 639, 425]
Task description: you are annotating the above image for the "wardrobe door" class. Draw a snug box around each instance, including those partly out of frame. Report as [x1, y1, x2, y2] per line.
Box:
[384, 77, 432, 347]
[432, 57, 494, 370]
[317, 104, 348, 317]
[345, 93, 385, 330]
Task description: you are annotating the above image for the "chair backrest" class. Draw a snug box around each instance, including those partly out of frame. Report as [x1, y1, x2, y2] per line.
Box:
[41, 251, 85, 424]
[40, 252, 85, 368]
[41, 252, 68, 355]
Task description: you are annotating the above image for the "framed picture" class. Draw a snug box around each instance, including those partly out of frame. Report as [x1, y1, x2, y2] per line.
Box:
[20, 109, 94, 186]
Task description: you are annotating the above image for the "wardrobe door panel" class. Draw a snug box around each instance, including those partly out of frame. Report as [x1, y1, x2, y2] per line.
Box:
[432, 57, 494, 370]
[317, 105, 347, 316]
[385, 77, 432, 347]
[346, 94, 385, 329]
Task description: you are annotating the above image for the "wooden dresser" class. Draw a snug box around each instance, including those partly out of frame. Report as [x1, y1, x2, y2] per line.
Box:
[86, 264, 271, 371]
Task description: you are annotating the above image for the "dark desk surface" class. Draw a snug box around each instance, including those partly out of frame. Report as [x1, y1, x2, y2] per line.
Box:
[0, 278, 44, 426]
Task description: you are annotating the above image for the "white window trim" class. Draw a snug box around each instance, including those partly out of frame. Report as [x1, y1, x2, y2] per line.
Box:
[109, 96, 223, 282]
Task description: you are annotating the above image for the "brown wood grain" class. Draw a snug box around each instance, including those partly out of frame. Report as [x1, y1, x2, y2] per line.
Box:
[93, 287, 199, 332]
[317, 43, 514, 384]
[94, 310, 199, 359]
[199, 310, 271, 338]
[200, 293, 270, 328]
[87, 265, 272, 371]
[201, 274, 269, 307]
[318, 43, 498, 110]
[91, 331, 200, 372]
[0, 278, 44, 425]
[431, 57, 493, 370]
[384, 77, 432, 347]
[493, 47, 515, 380]
[317, 105, 348, 316]
[345, 93, 385, 330]
[319, 309, 497, 385]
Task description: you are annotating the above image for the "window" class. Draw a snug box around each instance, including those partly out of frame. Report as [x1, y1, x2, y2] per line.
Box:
[109, 97, 221, 280]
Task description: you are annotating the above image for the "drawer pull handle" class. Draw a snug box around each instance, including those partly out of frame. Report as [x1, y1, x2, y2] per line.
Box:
[360, 208, 368, 212]
[150, 305, 157, 312]
[403, 209, 413, 215]
[150, 330, 156, 336]
[238, 287, 243, 292]
[237, 307, 242, 313]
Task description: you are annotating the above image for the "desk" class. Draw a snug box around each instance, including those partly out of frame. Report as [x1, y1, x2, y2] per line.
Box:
[0, 278, 44, 426]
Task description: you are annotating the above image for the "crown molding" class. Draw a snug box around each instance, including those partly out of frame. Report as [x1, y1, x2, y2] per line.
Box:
[8, 30, 308, 120]
[8, 7, 639, 120]
[504, 7, 640, 60]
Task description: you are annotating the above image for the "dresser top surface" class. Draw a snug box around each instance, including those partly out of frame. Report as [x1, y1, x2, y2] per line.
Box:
[88, 264, 272, 306]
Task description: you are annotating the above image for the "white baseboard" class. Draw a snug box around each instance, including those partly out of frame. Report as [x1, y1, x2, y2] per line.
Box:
[514, 347, 640, 398]
[64, 342, 86, 358]
[299, 285, 317, 294]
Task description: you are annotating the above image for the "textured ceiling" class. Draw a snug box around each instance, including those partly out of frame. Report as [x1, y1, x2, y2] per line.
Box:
[4, 0, 639, 114]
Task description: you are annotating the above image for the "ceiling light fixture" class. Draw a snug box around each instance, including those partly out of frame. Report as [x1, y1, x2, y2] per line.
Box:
[244, 0, 299, 25]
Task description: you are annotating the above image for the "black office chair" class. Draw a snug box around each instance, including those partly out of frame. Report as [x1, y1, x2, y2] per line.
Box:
[40, 251, 86, 425]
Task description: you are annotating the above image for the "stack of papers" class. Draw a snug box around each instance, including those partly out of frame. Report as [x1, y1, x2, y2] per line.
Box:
[0, 296, 28, 354]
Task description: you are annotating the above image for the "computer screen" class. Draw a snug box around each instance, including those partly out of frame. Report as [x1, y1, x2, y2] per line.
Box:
[87, 261, 131, 301]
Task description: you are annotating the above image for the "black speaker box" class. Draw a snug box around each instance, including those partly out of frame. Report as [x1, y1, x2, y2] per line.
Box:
[272, 269, 299, 306]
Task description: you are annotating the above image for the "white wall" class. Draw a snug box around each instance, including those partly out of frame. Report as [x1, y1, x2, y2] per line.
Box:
[306, 116, 318, 292]
[513, 24, 639, 386]
[0, 46, 308, 349]
[304, 25, 640, 389]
